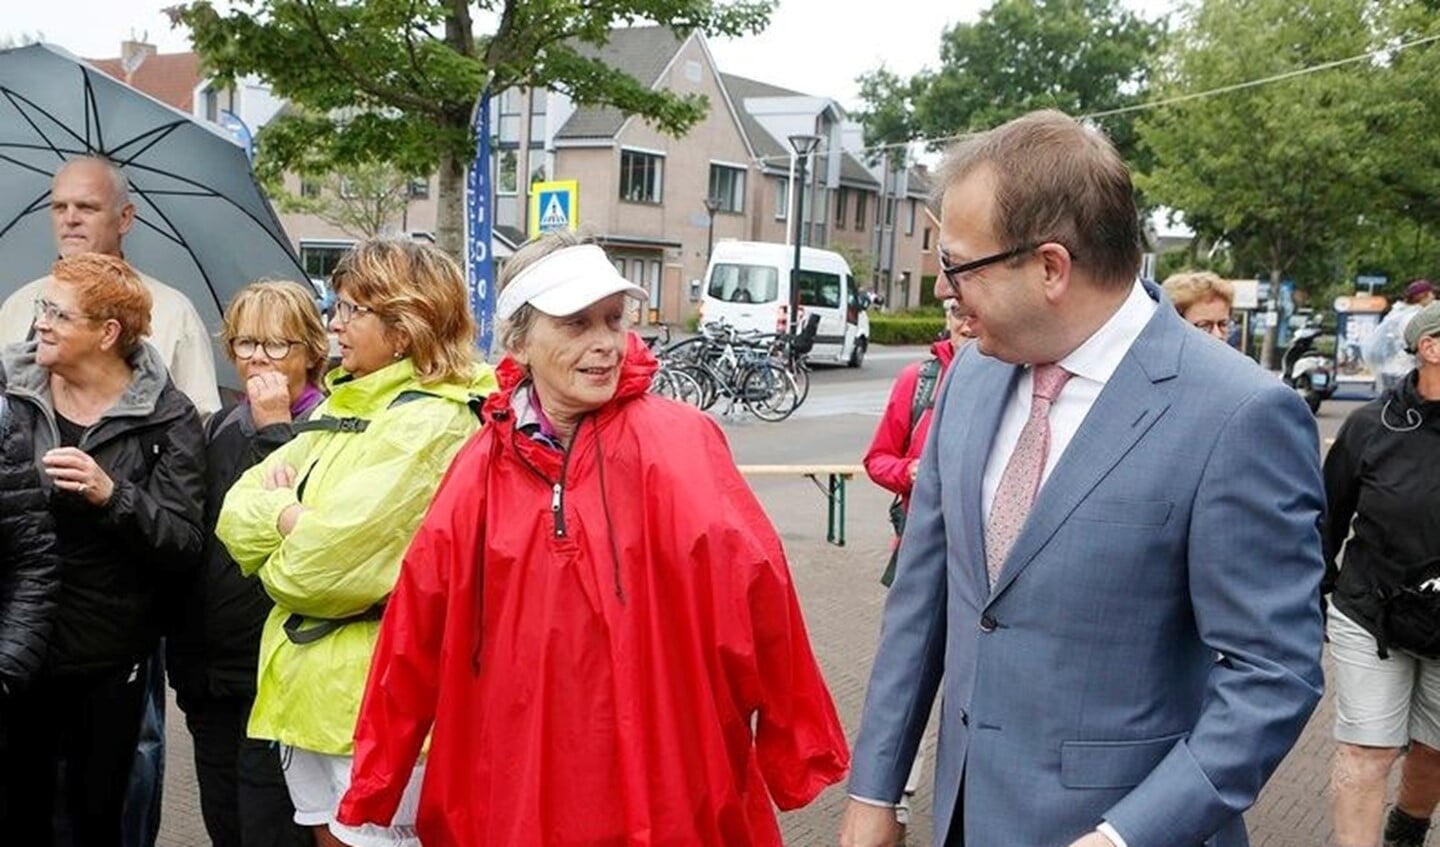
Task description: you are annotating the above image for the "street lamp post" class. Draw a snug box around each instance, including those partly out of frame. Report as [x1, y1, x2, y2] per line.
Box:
[787, 133, 822, 335]
[702, 195, 722, 262]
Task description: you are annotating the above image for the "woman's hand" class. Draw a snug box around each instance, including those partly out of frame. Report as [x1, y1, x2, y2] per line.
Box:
[247, 371, 293, 429]
[261, 463, 308, 535]
[263, 463, 298, 491]
[42, 447, 115, 506]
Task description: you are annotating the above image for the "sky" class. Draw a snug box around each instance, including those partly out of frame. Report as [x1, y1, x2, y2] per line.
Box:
[7, 0, 1177, 112]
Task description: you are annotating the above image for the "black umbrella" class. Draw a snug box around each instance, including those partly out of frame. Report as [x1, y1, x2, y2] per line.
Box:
[0, 43, 307, 344]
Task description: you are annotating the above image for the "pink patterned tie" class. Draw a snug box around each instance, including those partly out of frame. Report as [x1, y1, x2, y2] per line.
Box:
[985, 363, 1072, 587]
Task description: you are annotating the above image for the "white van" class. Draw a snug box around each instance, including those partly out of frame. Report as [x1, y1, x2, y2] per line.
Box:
[698, 240, 870, 367]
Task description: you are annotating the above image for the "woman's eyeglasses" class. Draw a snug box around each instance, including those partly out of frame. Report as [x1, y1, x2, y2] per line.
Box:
[33, 297, 92, 325]
[231, 338, 299, 360]
[1192, 319, 1231, 335]
[333, 298, 376, 326]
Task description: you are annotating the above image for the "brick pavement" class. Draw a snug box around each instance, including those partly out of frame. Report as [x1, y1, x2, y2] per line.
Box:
[158, 462, 1373, 847]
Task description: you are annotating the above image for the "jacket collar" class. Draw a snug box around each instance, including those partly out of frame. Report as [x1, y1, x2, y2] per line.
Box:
[2, 338, 174, 420]
[484, 332, 659, 431]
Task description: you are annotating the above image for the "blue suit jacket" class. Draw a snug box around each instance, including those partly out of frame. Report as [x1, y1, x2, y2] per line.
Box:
[849, 289, 1326, 847]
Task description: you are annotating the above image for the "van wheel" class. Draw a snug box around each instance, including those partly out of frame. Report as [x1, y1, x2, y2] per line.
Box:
[848, 337, 867, 368]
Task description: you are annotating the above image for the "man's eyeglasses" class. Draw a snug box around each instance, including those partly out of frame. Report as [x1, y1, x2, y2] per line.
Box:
[33, 297, 93, 325]
[939, 245, 1038, 297]
[333, 298, 376, 326]
[231, 338, 299, 360]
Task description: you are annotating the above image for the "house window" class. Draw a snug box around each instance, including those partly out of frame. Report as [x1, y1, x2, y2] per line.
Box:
[834, 188, 848, 230]
[620, 149, 663, 204]
[407, 177, 430, 200]
[497, 150, 518, 195]
[708, 164, 745, 213]
[338, 177, 358, 199]
[885, 197, 895, 227]
[498, 88, 522, 145]
[300, 179, 321, 199]
[922, 226, 932, 251]
[773, 177, 789, 220]
[529, 90, 546, 142]
[854, 192, 867, 230]
[906, 199, 916, 236]
[300, 242, 352, 279]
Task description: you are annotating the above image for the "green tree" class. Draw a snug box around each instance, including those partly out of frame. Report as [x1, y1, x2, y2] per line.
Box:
[1136, 0, 1432, 293]
[277, 161, 420, 240]
[855, 0, 1163, 163]
[169, 0, 774, 261]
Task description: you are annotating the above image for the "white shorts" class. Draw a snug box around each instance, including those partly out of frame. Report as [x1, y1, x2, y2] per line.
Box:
[1328, 602, 1440, 749]
[282, 746, 425, 847]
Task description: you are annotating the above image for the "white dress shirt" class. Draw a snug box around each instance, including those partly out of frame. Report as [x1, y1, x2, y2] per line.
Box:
[981, 280, 1156, 522]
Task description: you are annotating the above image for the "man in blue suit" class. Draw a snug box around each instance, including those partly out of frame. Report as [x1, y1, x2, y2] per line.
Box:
[839, 110, 1326, 847]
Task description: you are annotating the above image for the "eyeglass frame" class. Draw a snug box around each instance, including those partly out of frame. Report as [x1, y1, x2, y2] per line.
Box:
[33, 296, 96, 326]
[230, 337, 301, 360]
[939, 243, 1080, 299]
[1191, 318, 1232, 335]
[332, 298, 378, 327]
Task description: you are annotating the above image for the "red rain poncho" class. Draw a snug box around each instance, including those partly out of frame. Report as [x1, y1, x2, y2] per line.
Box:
[336, 335, 849, 846]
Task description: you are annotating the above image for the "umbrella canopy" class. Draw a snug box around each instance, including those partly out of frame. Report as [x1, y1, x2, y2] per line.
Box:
[0, 43, 308, 370]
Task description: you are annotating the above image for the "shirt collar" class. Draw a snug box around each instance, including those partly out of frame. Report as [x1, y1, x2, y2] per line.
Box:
[1057, 279, 1156, 386]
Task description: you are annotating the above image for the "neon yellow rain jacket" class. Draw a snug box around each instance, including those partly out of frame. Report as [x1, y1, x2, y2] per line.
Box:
[216, 357, 497, 754]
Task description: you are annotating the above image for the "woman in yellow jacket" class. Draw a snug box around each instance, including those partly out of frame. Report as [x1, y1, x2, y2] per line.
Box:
[217, 240, 496, 847]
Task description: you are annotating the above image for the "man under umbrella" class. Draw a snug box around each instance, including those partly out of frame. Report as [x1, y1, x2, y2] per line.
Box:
[0, 154, 221, 847]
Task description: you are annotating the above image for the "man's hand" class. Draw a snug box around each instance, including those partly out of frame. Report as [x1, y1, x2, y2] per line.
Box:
[277, 503, 308, 537]
[839, 799, 903, 847]
[1067, 830, 1118, 847]
[246, 371, 293, 429]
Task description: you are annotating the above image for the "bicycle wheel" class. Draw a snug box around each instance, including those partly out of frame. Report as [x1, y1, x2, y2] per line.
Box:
[740, 361, 801, 422]
[663, 367, 705, 407]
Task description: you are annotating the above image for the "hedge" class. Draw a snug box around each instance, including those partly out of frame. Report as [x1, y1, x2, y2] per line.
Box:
[869, 314, 946, 345]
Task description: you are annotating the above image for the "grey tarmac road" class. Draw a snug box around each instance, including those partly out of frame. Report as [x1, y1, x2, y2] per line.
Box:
[155, 346, 1373, 846]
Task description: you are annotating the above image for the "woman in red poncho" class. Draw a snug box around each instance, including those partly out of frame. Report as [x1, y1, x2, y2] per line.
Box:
[336, 232, 849, 846]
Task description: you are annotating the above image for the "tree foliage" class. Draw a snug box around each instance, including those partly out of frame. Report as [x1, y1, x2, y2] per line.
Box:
[1136, 0, 1440, 293]
[854, 0, 1163, 164]
[168, 0, 775, 259]
[276, 161, 420, 240]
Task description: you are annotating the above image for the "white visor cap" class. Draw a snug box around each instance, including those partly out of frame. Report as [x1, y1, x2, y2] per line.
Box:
[495, 244, 648, 320]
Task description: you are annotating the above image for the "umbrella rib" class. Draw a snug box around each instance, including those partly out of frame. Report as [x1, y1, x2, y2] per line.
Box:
[84, 68, 103, 151]
[0, 190, 51, 244]
[127, 205, 226, 316]
[0, 88, 92, 160]
[107, 121, 190, 165]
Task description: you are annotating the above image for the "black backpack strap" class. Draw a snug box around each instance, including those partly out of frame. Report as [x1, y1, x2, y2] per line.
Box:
[282, 602, 388, 645]
[909, 357, 943, 435]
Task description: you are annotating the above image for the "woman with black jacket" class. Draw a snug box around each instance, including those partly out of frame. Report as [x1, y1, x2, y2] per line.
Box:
[1325, 301, 1440, 847]
[0, 394, 59, 695]
[0, 253, 205, 846]
[167, 281, 325, 847]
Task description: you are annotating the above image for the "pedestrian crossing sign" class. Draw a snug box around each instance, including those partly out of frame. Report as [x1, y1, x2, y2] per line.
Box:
[529, 180, 579, 234]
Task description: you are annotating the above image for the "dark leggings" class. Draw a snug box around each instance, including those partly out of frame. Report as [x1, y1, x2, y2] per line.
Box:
[184, 695, 309, 847]
[0, 662, 148, 847]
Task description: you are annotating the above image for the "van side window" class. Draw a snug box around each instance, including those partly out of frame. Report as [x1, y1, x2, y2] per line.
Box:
[796, 270, 842, 309]
[707, 263, 779, 303]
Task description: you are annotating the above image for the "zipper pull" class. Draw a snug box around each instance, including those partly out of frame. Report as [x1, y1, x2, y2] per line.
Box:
[551, 482, 566, 537]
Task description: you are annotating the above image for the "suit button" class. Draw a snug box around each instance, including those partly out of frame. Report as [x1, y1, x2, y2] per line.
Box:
[979, 614, 998, 632]
[960, 710, 969, 727]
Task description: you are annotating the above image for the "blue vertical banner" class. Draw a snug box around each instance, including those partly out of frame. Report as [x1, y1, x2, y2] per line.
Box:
[465, 87, 495, 354]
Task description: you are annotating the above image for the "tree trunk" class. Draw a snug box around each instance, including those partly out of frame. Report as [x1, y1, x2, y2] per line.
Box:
[435, 147, 466, 264]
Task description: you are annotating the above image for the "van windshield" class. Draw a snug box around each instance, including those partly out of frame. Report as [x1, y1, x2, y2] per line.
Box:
[708, 263, 779, 304]
[797, 270, 842, 309]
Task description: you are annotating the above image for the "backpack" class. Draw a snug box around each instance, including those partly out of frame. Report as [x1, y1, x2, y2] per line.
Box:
[882, 356, 945, 587]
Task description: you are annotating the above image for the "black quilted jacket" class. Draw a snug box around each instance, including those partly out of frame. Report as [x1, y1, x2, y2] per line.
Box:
[0, 395, 58, 691]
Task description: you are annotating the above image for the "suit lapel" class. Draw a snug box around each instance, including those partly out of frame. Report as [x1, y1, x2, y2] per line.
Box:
[949, 353, 1020, 590]
[986, 294, 1185, 601]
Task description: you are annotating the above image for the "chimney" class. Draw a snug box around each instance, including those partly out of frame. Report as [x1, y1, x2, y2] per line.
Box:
[120, 37, 155, 81]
